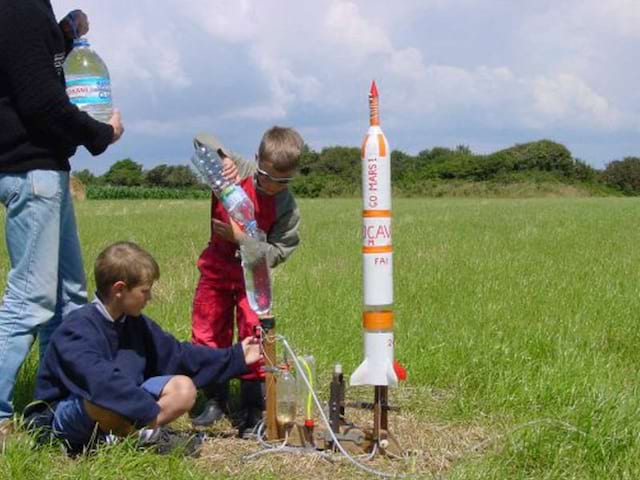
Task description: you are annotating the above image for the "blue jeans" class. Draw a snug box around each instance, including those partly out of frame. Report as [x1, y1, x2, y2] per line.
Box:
[0, 170, 87, 420]
[53, 376, 173, 448]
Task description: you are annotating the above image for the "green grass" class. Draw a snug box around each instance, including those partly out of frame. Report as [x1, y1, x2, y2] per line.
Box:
[2, 198, 640, 478]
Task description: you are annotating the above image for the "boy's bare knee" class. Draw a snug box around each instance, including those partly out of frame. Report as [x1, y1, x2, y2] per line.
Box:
[166, 376, 197, 409]
[83, 399, 134, 437]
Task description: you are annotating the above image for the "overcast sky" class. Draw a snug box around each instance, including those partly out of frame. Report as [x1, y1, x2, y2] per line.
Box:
[53, 0, 640, 173]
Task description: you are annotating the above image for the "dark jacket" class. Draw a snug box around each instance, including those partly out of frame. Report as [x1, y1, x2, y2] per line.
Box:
[34, 304, 249, 427]
[0, 0, 113, 173]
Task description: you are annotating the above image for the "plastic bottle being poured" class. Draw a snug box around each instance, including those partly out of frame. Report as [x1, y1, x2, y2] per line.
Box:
[191, 135, 272, 315]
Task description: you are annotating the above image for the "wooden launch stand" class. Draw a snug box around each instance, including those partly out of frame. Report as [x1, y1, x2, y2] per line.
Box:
[259, 315, 402, 457]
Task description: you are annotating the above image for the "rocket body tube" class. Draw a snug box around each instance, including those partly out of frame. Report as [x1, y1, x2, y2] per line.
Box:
[362, 124, 392, 307]
[350, 81, 398, 388]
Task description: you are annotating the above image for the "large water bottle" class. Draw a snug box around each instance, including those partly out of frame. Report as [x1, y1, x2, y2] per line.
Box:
[63, 38, 113, 123]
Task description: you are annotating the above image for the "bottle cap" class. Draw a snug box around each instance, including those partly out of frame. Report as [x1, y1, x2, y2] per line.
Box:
[243, 221, 259, 239]
[73, 37, 89, 47]
[334, 363, 342, 374]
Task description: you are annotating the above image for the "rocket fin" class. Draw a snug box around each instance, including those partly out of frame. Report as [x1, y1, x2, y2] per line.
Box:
[350, 358, 398, 387]
[386, 360, 399, 386]
[350, 358, 370, 386]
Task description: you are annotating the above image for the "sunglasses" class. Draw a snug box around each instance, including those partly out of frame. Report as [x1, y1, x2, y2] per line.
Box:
[256, 166, 295, 184]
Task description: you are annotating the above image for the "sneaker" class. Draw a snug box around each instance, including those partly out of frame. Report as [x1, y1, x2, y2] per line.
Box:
[138, 427, 204, 458]
[192, 399, 226, 427]
[238, 408, 263, 439]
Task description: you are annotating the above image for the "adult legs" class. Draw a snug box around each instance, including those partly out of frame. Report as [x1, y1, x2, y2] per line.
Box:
[0, 171, 64, 420]
[38, 173, 87, 360]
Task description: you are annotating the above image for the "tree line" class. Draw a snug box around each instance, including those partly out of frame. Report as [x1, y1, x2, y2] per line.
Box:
[73, 140, 640, 198]
[74, 159, 205, 189]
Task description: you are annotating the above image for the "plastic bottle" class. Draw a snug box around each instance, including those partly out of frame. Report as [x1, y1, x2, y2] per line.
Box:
[191, 140, 259, 237]
[295, 355, 316, 427]
[192, 140, 272, 314]
[276, 366, 297, 426]
[240, 231, 272, 315]
[63, 38, 113, 122]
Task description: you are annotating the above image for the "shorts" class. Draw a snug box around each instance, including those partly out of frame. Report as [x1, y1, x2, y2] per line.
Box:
[52, 375, 173, 448]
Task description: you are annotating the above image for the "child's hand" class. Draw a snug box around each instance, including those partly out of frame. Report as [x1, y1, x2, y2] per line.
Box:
[241, 336, 262, 365]
[221, 155, 239, 182]
[212, 218, 245, 244]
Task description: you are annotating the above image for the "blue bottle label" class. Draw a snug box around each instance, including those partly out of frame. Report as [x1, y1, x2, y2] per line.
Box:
[66, 76, 112, 105]
[220, 185, 243, 209]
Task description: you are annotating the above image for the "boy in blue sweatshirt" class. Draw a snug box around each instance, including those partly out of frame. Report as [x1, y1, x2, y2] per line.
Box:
[31, 241, 261, 454]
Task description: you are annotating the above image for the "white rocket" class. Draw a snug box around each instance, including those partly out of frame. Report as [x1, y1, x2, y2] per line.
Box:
[351, 81, 405, 387]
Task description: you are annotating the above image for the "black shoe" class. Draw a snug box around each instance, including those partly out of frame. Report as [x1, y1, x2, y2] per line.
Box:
[139, 427, 204, 458]
[239, 407, 263, 439]
[22, 401, 55, 445]
[240, 380, 265, 411]
[192, 399, 226, 427]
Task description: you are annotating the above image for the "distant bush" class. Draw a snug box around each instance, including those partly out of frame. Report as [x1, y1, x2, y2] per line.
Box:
[290, 139, 609, 197]
[601, 157, 640, 195]
[103, 158, 144, 187]
[144, 164, 203, 188]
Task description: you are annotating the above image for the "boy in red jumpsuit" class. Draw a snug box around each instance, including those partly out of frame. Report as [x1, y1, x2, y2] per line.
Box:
[191, 127, 303, 435]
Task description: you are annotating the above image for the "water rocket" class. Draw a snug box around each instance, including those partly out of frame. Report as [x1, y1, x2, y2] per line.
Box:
[351, 81, 406, 387]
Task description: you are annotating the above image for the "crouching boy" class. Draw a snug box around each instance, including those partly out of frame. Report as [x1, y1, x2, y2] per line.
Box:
[30, 241, 261, 455]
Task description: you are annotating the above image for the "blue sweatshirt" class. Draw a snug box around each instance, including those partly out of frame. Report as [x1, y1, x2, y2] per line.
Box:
[34, 303, 249, 427]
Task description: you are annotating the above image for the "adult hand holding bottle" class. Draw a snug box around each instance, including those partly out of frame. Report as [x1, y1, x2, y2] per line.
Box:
[59, 10, 89, 39]
[108, 109, 124, 144]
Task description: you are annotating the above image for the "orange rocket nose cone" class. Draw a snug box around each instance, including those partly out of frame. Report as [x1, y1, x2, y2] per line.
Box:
[369, 81, 380, 126]
[370, 80, 379, 98]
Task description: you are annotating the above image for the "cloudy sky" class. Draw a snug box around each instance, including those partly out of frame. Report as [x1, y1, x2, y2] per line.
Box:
[53, 0, 639, 172]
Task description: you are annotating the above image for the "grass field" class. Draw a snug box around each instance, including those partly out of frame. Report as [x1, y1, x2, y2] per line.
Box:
[1, 197, 640, 479]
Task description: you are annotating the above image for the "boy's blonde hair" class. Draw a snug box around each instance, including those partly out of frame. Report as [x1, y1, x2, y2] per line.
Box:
[94, 241, 160, 298]
[258, 126, 304, 172]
